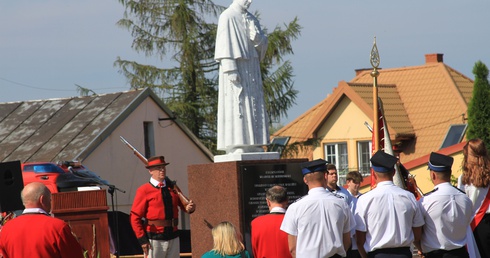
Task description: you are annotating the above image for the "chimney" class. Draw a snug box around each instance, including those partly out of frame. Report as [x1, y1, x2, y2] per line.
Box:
[425, 53, 444, 64]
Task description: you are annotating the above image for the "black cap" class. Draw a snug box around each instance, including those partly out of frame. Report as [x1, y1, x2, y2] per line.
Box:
[428, 152, 453, 172]
[370, 151, 398, 173]
[301, 159, 328, 175]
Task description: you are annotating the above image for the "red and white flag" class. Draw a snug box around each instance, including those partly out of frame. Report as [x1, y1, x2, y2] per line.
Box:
[370, 98, 404, 189]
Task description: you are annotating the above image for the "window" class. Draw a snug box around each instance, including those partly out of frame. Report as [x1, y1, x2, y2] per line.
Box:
[268, 136, 290, 155]
[440, 124, 467, 149]
[357, 141, 372, 177]
[144, 122, 155, 158]
[325, 143, 348, 185]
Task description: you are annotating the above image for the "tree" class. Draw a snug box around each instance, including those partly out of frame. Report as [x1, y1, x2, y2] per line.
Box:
[467, 61, 490, 148]
[115, 0, 300, 153]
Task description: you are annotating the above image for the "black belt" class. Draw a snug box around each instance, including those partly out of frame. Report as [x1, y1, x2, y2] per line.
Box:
[425, 247, 468, 258]
[147, 231, 179, 241]
[145, 219, 179, 241]
[368, 247, 411, 258]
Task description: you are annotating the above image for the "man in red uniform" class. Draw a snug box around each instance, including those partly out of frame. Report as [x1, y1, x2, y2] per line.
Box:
[251, 185, 292, 258]
[130, 156, 196, 258]
[0, 182, 84, 258]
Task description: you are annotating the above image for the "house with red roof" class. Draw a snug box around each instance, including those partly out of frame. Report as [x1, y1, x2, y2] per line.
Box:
[273, 53, 473, 191]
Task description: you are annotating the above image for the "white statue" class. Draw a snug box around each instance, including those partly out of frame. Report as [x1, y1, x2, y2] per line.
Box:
[215, 0, 269, 154]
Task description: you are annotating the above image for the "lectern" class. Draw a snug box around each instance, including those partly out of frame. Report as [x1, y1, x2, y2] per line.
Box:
[52, 190, 110, 258]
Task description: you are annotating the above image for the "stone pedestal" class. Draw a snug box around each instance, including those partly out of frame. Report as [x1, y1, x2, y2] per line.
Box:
[214, 152, 280, 163]
[188, 159, 307, 257]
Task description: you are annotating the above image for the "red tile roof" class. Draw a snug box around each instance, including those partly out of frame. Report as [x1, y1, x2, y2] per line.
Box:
[274, 54, 473, 163]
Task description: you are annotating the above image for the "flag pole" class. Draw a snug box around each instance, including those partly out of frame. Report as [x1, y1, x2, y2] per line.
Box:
[370, 37, 380, 152]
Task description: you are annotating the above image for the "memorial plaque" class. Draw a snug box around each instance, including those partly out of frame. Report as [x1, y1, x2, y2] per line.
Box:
[239, 162, 307, 252]
[188, 159, 307, 257]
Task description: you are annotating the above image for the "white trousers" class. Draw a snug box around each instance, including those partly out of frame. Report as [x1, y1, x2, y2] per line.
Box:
[148, 237, 180, 258]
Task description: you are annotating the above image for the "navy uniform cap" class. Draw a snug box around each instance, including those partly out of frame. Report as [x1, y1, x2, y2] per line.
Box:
[301, 159, 327, 175]
[428, 152, 453, 172]
[370, 151, 398, 173]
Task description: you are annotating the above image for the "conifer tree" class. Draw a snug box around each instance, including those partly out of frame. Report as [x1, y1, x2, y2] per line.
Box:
[467, 61, 490, 148]
[116, 0, 300, 153]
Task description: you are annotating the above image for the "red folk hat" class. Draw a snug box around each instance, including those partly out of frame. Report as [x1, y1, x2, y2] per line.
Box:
[146, 156, 170, 168]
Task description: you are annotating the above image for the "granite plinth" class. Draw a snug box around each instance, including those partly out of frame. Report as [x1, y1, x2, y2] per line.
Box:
[188, 159, 307, 257]
[214, 152, 280, 163]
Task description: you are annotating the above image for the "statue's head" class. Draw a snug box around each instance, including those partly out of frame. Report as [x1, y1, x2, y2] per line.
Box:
[233, 0, 252, 10]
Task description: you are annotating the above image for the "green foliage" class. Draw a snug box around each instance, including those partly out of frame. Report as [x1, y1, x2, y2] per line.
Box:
[76, 84, 97, 97]
[115, 0, 223, 151]
[280, 138, 320, 159]
[262, 17, 301, 121]
[116, 0, 301, 154]
[450, 174, 458, 186]
[467, 61, 490, 149]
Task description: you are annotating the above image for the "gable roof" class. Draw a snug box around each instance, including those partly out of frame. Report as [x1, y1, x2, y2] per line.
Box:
[274, 54, 473, 163]
[348, 82, 415, 139]
[352, 60, 472, 161]
[274, 81, 412, 144]
[0, 88, 213, 163]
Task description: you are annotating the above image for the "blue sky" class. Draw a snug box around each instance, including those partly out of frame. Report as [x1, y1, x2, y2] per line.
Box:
[1, 0, 489, 125]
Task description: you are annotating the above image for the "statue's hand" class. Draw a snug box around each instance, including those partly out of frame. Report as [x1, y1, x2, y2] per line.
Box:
[228, 71, 240, 84]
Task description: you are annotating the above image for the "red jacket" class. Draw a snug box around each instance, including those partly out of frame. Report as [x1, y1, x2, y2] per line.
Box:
[0, 214, 84, 258]
[130, 181, 185, 244]
[251, 213, 292, 258]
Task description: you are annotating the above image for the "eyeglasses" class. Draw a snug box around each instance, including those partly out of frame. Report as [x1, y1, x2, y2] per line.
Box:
[153, 166, 166, 172]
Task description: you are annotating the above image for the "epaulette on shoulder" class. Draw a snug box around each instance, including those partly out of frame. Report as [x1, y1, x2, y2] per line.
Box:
[332, 192, 344, 199]
[453, 185, 466, 194]
[292, 195, 305, 203]
[424, 188, 438, 196]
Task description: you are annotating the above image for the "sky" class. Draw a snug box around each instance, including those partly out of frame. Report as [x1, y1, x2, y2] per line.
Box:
[1, 0, 490, 125]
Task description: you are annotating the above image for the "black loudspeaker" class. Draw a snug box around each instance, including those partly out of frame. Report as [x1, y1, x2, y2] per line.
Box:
[0, 161, 24, 212]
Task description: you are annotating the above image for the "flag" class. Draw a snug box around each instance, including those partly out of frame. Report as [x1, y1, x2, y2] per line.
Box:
[370, 98, 404, 189]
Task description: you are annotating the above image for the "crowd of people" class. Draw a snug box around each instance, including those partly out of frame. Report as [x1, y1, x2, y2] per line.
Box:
[1, 0, 488, 256]
[245, 138, 490, 258]
[0, 154, 197, 258]
[0, 141, 489, 258]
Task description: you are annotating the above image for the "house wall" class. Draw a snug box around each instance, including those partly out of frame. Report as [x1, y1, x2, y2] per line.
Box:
[308, 96, 467, 194]
[409, 151, 464, 194]
[314, 97, 372, 171]
[82, 97, 212, 229]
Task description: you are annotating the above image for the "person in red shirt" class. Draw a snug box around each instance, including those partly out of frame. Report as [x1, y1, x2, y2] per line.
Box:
[0, 182, 84, 258]
[251, 185, 292, 258]
[130, 156, 196, 258]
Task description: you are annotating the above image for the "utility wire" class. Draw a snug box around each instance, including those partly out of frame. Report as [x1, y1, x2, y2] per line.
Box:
[0, 77, 126, 92]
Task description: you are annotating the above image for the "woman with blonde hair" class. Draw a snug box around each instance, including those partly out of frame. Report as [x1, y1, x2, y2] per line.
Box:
[202, 221, 251, 258]
[460, 138, 490, 257]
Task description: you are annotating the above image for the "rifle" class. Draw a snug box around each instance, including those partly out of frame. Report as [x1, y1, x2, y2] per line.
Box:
[120, 136, 148, 166]
[119, 136, 192, 207]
